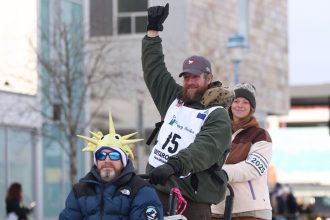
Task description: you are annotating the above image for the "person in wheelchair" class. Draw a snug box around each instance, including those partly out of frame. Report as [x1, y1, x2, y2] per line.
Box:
[59, 113, 163, 220]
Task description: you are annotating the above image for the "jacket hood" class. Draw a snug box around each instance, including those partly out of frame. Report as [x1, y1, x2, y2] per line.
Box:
[201, 81, 235, 109]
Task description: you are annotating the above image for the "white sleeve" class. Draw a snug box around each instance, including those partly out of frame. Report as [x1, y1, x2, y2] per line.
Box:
[222, 140, 272, 183]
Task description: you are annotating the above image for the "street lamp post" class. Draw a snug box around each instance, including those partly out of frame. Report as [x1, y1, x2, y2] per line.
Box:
[136, 89, 145, 173]
[225, 34, 246, 84]
[233, 60, 241, 84]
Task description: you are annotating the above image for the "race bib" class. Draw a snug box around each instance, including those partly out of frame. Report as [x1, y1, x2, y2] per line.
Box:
[148, 99, 221, 167]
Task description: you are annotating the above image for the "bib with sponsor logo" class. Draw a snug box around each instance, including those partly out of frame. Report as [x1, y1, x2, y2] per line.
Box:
[148, 99, 221, 167]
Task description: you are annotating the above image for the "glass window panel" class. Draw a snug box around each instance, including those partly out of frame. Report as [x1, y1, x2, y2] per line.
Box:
[118, 0, 147, 12]
[7, 128, 35, 205]
[118, 17, 131, 34]
[90, 0, 113, 36]
[42, 122, 83, 218]
[0, 127, 6, 218]
[135, 16, 147, 33]
[43, 124, 66, 217]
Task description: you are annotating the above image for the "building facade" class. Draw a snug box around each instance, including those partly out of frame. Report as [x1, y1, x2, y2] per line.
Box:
[86, 0, 289, 132]
[0, 0, 84, 219]
[0, 0, 40, 219]
[267, 84, 330, 196]
[0, 0, 289, 219]
[0, 92, 41, 219]
[85, 0, 289, 171]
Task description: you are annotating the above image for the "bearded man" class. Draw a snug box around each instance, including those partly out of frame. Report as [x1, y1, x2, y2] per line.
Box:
[59, 113, 163, 220]
[142, 3, 232, 220]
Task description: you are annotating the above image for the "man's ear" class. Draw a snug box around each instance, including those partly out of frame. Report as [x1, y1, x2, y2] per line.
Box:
[207, 74, 213, 84]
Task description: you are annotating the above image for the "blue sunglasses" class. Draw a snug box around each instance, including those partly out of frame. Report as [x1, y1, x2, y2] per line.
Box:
[95, 151, 121, 161]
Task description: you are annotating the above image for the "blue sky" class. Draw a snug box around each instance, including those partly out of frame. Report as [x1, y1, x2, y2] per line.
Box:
[289, 0, 330, 85]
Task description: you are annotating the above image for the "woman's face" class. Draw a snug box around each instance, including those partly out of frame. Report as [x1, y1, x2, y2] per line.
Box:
[231, 97, 251, 121]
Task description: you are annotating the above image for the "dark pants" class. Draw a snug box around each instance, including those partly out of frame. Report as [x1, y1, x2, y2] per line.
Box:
[157, 190, 211, 220]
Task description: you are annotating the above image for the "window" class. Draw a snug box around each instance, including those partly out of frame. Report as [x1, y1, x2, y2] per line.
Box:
[0, 126, 35, 219]
[117, 0, 147, 34]
[90, 0, 147, 37]
[53, 103, 61, 121]
[90, 0, 113, 36]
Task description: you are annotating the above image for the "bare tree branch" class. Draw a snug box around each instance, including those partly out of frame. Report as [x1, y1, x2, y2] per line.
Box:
[27, 16, 131, 185]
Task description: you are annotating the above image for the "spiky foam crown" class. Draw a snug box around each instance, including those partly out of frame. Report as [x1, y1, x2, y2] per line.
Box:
[77, 112, 143, 160]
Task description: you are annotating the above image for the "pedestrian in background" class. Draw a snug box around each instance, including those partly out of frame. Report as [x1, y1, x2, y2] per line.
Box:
[5, 182, 35, 220]
[212, 83, 273, 220]
[270, 182, 287, 220]
[283, 185, 298, 220]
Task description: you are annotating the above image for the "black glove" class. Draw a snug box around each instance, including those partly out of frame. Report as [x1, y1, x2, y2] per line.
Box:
[147, 3, 169, 31]
[149, 164, 175, 185]
[149, 159, 182, 185]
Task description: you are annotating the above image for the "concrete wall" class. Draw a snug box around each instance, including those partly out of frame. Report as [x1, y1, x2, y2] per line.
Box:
[0, 92, 41, 127]
[186, 0, 289, 115]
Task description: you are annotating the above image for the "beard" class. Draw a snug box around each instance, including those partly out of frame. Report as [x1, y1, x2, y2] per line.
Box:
[181, 85, 208, 104]
[100, 168, 116, 182]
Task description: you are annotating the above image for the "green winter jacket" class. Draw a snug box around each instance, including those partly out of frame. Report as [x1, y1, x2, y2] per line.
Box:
[142, 35, 231, 204]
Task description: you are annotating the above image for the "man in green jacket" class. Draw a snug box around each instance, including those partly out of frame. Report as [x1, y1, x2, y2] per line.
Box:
[142, 3, 232, 220]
